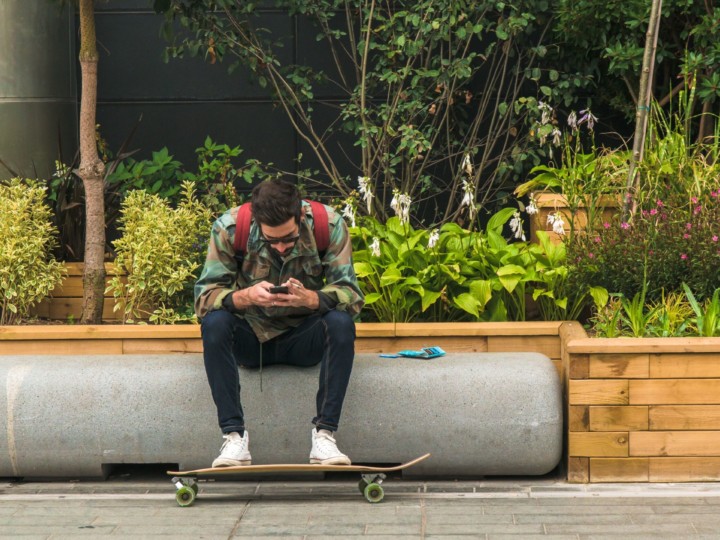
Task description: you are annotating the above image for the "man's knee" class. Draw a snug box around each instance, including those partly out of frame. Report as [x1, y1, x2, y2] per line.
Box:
[322, 310, 356, 344]
[201, 309, 236, 349]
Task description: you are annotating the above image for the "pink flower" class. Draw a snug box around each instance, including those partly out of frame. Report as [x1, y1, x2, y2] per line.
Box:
[691, 196, 698, 204]
[694, 205, 702, 215]
[711, 190, 718, 198]
[588, 253, 594, 258]
[681, 254, 688, 260]
[713, 235, 719, 242]
[649, 208, 658, 215]
[656, 199, 664, 207]
[683, 233, 690, 239]
[603, 222, 611, 229]
[686, 223, 692, 230]
[594, 236, 601, 243]
[621, 222, 630, 229]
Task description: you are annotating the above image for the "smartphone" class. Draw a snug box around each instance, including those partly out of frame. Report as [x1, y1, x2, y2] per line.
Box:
[269, 285, 289, 294]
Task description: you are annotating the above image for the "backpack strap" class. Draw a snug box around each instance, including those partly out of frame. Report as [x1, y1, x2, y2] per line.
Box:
[233, 202, 253, 258]
[233, 200, 329, 260]
[307, 200, 329, 255]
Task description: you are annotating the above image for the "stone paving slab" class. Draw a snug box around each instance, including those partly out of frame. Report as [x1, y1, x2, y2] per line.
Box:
[5, 476, 720, 538]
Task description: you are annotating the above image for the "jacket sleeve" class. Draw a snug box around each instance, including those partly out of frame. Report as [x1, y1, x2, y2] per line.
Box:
[319, 211, 365, 317]
[194, 212, 238, 319]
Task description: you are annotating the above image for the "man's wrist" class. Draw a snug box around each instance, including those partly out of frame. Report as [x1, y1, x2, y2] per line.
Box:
[307, 290, 320, 310]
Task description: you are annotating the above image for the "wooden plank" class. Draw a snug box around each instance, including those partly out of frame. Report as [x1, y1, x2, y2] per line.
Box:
[649, 457, 720, 482]
[356, 323, 395, 338]
[650, 354, 720, 378]
[0, 325, 201, 341]
[650, 405, 720, 430]
[566, 338, 720, 354]
[589, 406, 649, 431]
[569, 432, 629, 457]
[31, 298, 120, 321]
[569, 354, 589, 379]
[589, 354, 649, 378]
[569, 380, 629, 405]
[630, 431, 720, 457]
[590, 458, 649, 482]
[630, 379, 720, 405]
[395, 322, 561, 337]
[45, 275, 126, 298]
[567, 457, 589, 483]
[64, 262, 124, 276]
[569, 406, 589, 432]
[122, 339, 203, 354]
[0, 340, 123, 355]
[487, 336, 560, 359]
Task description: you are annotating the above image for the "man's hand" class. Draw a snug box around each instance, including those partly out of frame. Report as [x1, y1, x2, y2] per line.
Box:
[231, 281, 277, 309]
[273, 278, 320, 310]
[231, 279, 319, 310]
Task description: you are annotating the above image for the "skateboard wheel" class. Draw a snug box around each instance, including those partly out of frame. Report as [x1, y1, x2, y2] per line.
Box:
[190, 483, 199, 495]
[358, 479, 368, 494]
[175, 486, 196, 507]
[363, 482, 384, 503]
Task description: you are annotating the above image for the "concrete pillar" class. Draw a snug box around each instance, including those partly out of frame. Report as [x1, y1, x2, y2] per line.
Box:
[0, 1, 77, 180]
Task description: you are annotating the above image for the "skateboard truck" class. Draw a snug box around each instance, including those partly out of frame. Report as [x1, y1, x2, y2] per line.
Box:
[359, 472, 386, 503]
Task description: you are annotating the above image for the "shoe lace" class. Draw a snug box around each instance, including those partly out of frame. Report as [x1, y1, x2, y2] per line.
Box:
[222, 434, 247, 453]
[315, 432, 340, 454]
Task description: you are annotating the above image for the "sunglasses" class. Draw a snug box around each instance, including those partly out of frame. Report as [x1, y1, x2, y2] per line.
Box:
[261, 234, 301, 246]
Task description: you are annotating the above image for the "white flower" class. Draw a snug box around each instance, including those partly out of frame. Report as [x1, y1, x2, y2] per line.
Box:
[357, 176, 373, 213]
[509, 211, 526, 241]
[552, 128, 562, 146]
[538, 101, 553, 125]
[461, 153, 473, 176]
[567, 111, 578, 131]
[370, 237, 381, 257]
[578, 108, 598, 131]
[547, 212, 566, 235]
[461, 179, 478, 221]
[526, 194, 539, 215]
[390, 189, 412, 225]
[428, 228, 440, 248]
[342, 201, 356, 228]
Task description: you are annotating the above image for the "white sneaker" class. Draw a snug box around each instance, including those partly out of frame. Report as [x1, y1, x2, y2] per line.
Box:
[309, 428, 351, 465]
[212, 431, 252, 467]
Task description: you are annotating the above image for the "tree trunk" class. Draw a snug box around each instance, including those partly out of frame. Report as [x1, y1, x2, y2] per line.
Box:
[78, 0, 106, 324]
[622, 0, 663, 220]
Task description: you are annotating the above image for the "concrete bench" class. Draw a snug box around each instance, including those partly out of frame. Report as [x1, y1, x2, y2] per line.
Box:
[0, 353, 562, 479]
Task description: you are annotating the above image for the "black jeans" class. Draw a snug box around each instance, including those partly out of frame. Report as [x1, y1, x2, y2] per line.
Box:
[200, 309, 356, 434]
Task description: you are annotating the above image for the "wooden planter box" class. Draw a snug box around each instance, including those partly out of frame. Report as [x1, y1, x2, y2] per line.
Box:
[530, 192, 620, 243]
[566, 336, 720, 483]
[0, 322, 564, 378]
[29, 262, 126, 322]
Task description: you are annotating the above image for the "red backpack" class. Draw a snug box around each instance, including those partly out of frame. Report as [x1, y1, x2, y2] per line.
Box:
[233, 200, 330, 261]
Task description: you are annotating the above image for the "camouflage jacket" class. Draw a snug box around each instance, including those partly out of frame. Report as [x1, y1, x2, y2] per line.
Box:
[194, 201, 364, 342]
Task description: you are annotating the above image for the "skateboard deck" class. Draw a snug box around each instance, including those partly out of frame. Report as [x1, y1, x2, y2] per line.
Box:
[168, 453, 431, 506]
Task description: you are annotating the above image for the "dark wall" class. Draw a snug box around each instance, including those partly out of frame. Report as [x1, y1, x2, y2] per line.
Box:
[92, 2, 294, 193]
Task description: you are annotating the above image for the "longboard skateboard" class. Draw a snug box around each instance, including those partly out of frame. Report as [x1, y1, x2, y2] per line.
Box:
[168, 453, 431, 506]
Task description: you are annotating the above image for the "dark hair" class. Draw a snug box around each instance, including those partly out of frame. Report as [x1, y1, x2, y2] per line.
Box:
[251, 179, 302, 226]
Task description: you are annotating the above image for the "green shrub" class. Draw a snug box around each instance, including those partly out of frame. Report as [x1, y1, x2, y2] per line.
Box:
[108, 181, 212, 323]
[0, 178, 66, 324]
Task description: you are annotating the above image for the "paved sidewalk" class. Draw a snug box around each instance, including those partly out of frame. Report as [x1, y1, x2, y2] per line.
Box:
[3, 470, 720, 538]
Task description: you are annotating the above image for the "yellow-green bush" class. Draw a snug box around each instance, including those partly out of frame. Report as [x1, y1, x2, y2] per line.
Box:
[108, 181, 212, 323]
[0, 178, 66, 324]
